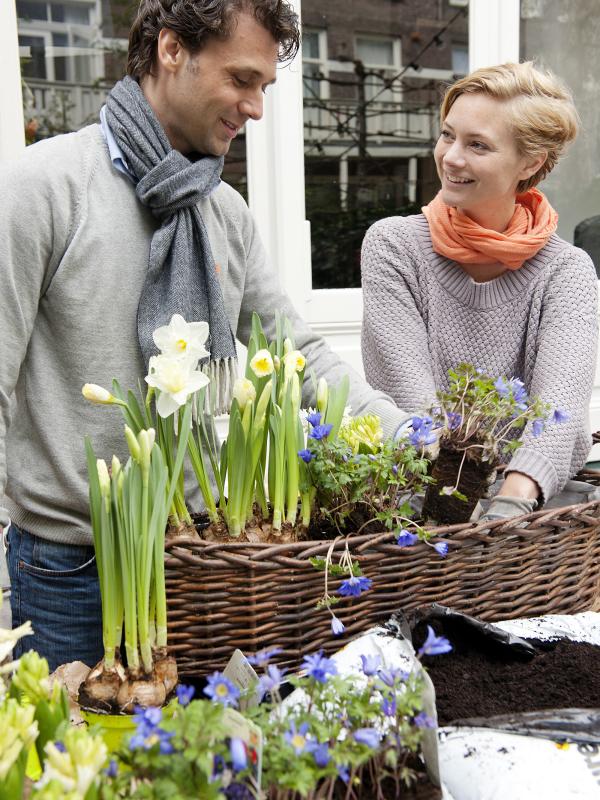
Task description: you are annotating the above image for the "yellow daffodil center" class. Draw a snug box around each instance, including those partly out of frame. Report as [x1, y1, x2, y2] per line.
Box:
[160, 362, 187, 394]
[176, 338, 188, 352]
[256, 358, 269, 372]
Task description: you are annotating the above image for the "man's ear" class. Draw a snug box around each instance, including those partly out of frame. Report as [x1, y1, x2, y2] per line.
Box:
[519, 152, 547, 182]
[156, 28, 184, 75]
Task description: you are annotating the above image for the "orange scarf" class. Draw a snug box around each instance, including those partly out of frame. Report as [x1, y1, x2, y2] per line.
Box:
[422, 188, 558, 270]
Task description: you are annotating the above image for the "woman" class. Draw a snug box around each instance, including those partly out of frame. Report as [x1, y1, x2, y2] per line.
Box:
[361, 62, 598, 519]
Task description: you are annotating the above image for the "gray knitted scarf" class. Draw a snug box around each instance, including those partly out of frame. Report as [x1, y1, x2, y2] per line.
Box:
[105, 76, 237, 413]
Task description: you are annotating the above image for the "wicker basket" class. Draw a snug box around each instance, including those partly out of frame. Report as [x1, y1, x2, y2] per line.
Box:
[165, 469, 600, 677]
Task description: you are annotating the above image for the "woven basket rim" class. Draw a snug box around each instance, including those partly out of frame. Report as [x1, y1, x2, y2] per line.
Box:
[165, 474, 600, 563]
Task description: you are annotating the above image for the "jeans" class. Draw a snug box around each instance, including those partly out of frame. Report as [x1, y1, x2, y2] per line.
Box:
[7, 523, 103, 672]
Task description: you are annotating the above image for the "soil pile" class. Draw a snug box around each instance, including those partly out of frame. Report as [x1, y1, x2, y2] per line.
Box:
[416, 621, 600, 724]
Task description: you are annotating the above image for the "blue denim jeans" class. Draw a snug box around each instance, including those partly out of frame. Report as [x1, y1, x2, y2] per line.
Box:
[7, 523, 103, 672]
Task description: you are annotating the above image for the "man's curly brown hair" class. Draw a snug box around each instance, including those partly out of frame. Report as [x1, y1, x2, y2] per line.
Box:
[127, 0, 300, 80]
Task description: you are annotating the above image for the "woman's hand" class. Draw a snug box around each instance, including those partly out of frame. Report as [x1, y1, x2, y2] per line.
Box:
[481, 471, 540, 521]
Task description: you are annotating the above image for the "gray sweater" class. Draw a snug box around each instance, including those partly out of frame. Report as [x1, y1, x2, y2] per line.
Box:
[0, 125, 407, 545]
[361, 214, 599, 502]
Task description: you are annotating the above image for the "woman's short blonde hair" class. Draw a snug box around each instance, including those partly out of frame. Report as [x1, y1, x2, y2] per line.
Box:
[440, 61, 579, 193]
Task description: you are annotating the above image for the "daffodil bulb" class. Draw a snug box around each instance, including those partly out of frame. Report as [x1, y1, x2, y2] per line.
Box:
[152, 313, 210, 362]
[250, 349, 274, 378]
[232, 377, 256, 411]
[145, 353, 210, 418]
[82, 383, 114, 405]
[283, 350, 306, 375]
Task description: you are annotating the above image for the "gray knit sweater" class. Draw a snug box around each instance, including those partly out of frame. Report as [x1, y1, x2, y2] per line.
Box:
[361, 213, 599, 502]
[0, 125, 407, 545]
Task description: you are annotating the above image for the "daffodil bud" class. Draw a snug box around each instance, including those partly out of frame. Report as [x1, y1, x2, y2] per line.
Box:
[273, 354, 281, 373]
[317, 378, 328, 415]
[96, 459, 110, 497]
[111, 455, 121, 482]
[124, 425, 141, 462]
[233, 377, 256, 411]
[138, 429, 153, 473]
[283, 337, 294, 355]
[82, 383, 115, 405]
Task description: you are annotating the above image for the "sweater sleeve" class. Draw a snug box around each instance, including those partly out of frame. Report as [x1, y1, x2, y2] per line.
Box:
[0, 135, 81, 526]
[231, 198, 411, 438]
[505, 247, 598, 501]
[361, 218, 437, 413]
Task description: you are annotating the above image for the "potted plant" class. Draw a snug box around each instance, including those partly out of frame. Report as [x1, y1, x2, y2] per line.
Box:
[419, 363, 566, 524]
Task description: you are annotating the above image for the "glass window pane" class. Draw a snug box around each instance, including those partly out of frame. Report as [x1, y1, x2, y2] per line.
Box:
[303, 2, 469, 289]
[16, 0, 247, 194]
[19, 35, 47, 80]
[51, 4, 90, 25]
[356, 38, 394, 67]
[17, 1, 48, 21]
[520, 0, 600, 274]
[303, 31, 320, 60]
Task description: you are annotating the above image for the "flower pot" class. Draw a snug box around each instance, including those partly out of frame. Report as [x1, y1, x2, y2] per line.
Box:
[80, 709, 138, 752]
[421, 441, 497, 524]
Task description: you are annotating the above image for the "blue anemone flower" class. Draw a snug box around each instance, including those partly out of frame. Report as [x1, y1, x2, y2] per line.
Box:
[331, 615, 345, 636]
[298, 448, 314, 463]
[413, 712, 436, 729]
[302, 651, 338, 683]
[247, 646, 283, 666]
[203, 672, 240, 708]
[176, 683, 195, 707]
[396, 529, 418, 547]
[337, 575, 372, 597]
[308, 423, 333, 441]
[354, 728, 381, 749]
[552, 408, 570, 424]
[532, 419, 545, 438]
[258, 664, 285, 697]
[307, 741, 330, 768]
[306, 411, 322, 427]
[359, 654, 381, 676]
[418, 625, 452, 657]
[285, 721, 310, 754]
[433, 541, 449, 557]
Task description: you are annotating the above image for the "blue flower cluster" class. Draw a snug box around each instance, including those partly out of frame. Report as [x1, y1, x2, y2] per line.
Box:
[408, 416, 437, 448]
[130, 706, 175, 755]
[306, 411, 333, 442]
[396, 528, 448, 557]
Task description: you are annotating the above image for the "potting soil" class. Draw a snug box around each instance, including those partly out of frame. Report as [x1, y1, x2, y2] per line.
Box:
[418, 623, 600, 724]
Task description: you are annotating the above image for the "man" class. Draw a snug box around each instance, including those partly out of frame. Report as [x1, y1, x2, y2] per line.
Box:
[0, 0, 409, 671]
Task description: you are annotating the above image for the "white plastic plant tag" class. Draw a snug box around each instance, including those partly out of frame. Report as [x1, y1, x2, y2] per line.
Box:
[222, 707, 263, 794]
[223, 648, 261, 709]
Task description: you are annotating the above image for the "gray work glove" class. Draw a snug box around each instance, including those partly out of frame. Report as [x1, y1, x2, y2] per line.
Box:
[480, 495, 537, 522]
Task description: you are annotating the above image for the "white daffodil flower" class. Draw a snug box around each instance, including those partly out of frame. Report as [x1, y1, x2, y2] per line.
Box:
[81, 383, 115, 405]
[145, 353, 210, 418]
[232, 378, 256, 411]
[250, 349, 274, 378]
[283, 350, 306, 375]
[152, 314, 210, 361]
